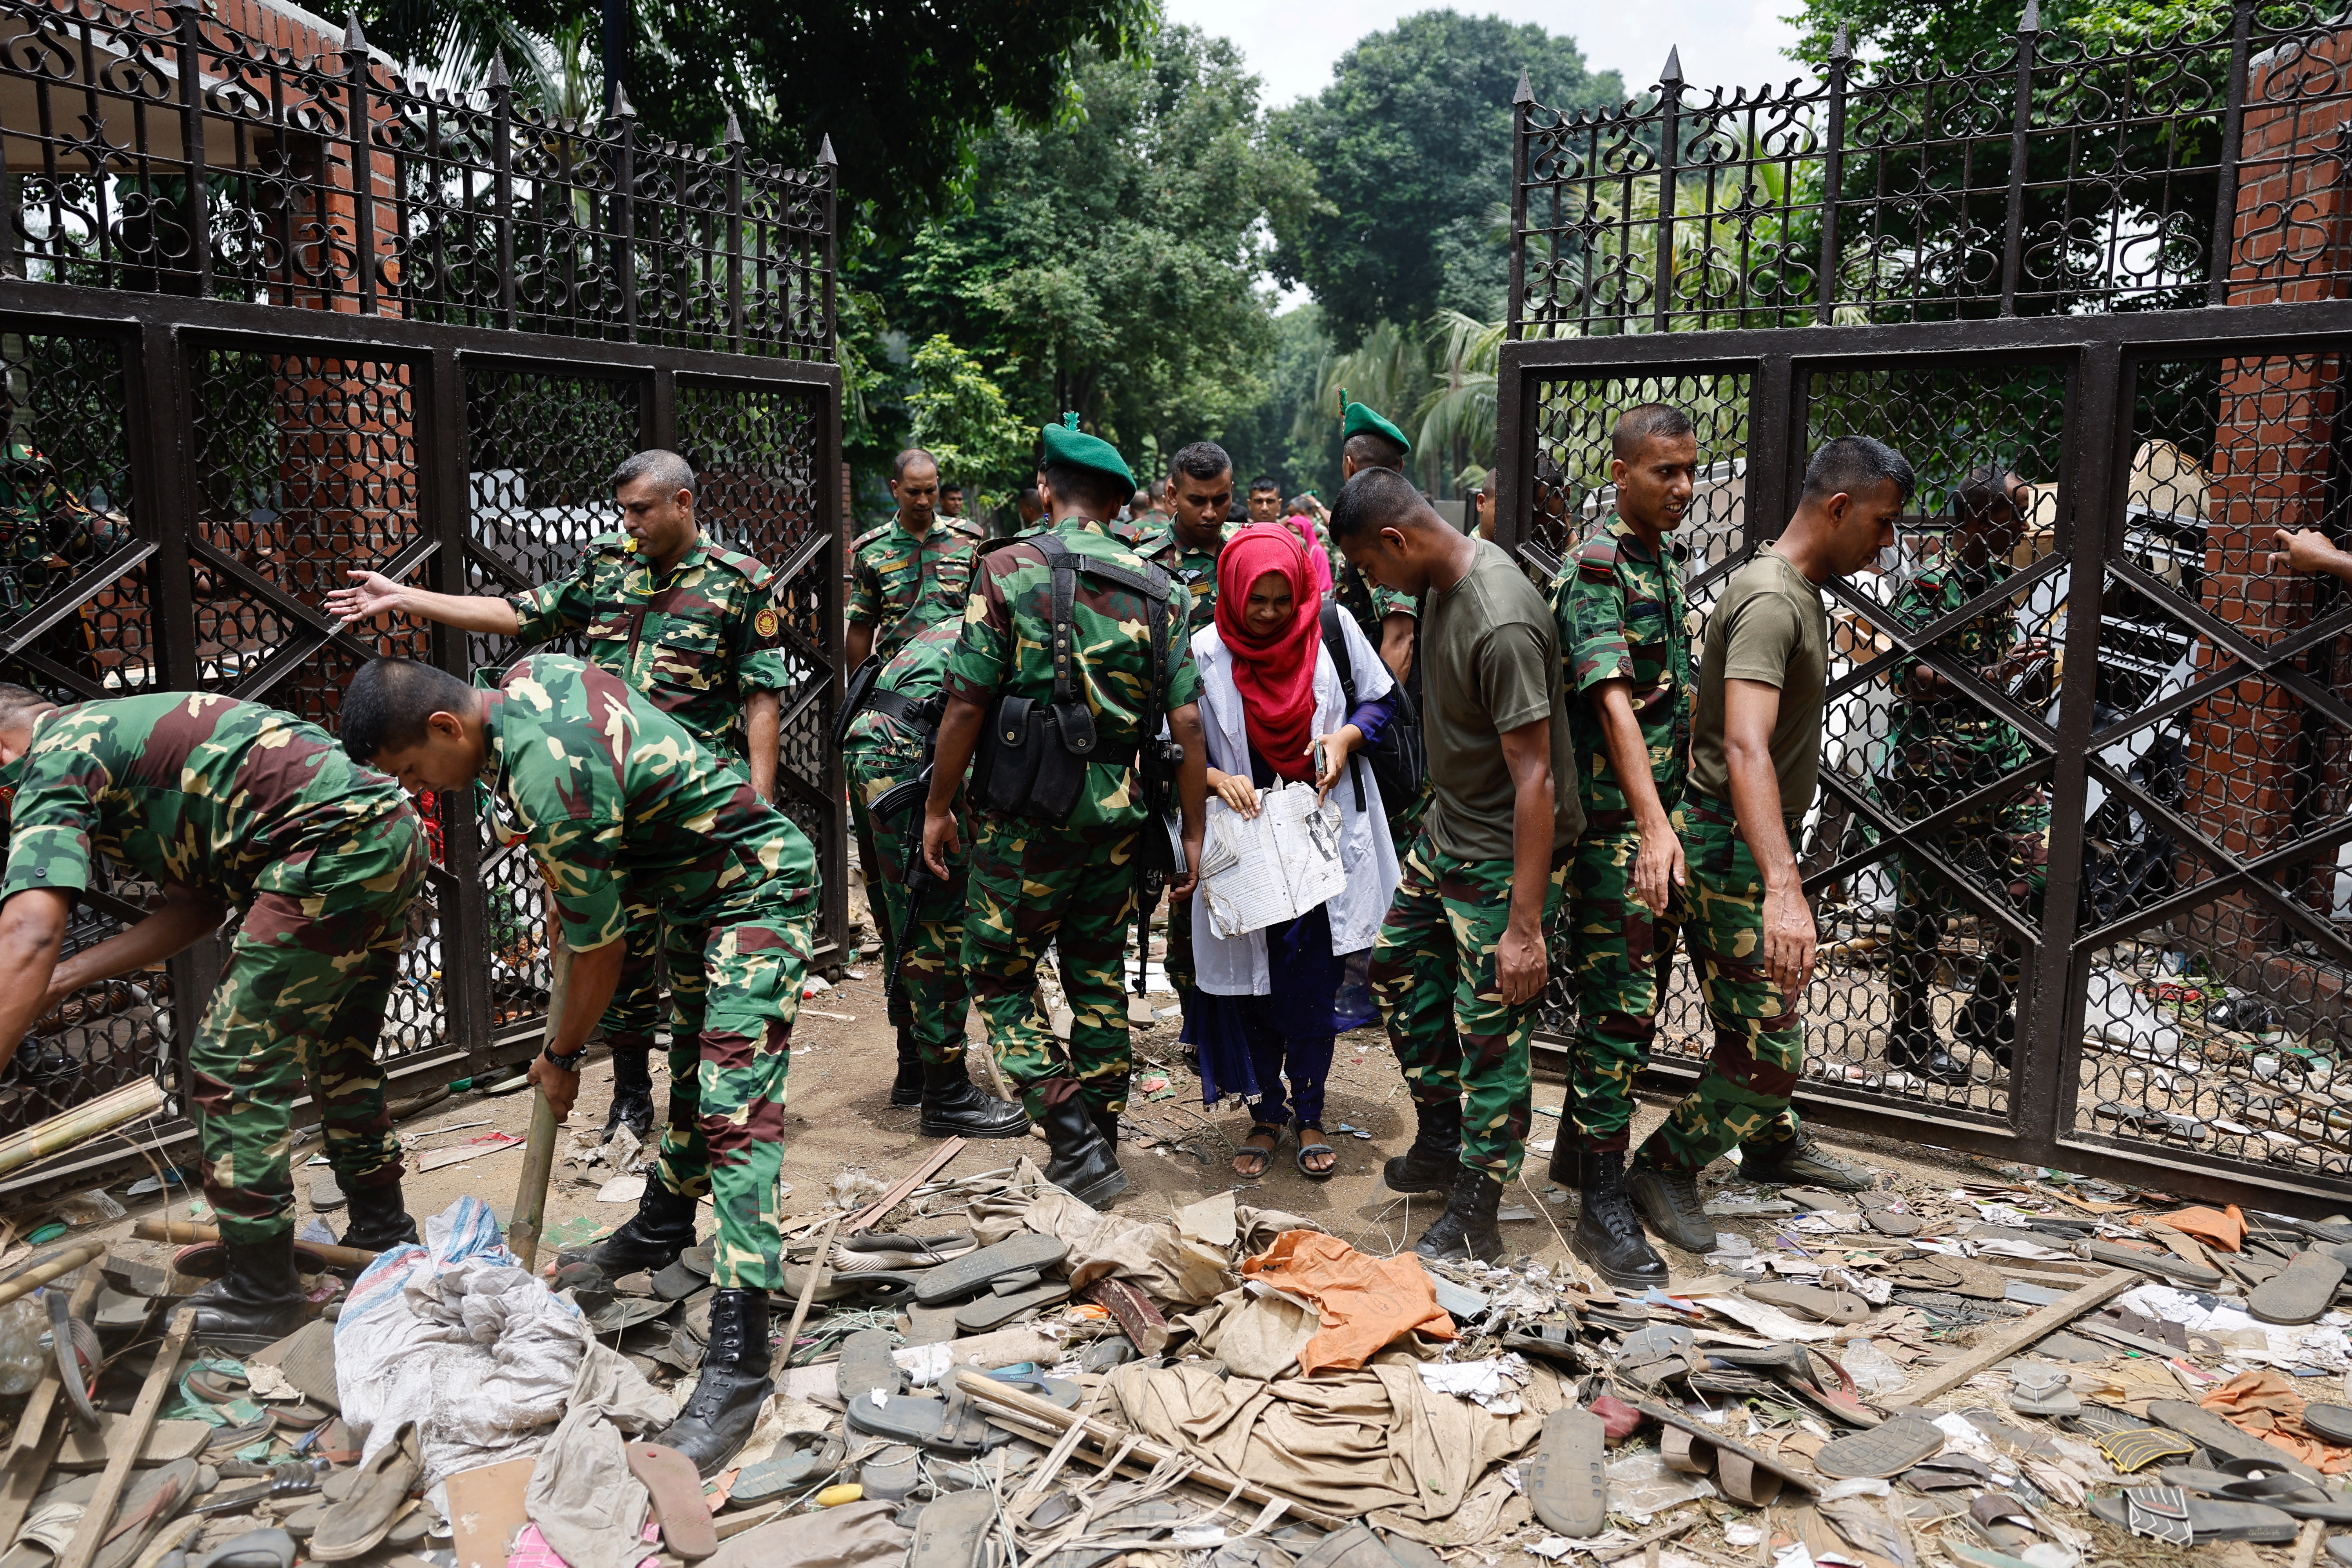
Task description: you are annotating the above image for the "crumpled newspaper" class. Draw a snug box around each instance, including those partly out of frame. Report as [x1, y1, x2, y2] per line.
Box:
[1417, 1352, 1532, 1412]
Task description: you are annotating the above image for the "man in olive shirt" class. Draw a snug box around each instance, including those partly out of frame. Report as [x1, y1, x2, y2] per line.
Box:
[1625, 436, 1907, 1250]
[1327, 467, 1583, 1263]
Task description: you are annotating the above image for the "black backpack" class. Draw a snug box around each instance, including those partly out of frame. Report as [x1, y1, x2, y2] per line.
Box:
[1319, 601, 1424, 814]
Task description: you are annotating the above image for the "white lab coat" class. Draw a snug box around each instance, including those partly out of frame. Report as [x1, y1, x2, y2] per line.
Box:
[1188, 611, 1402, 996]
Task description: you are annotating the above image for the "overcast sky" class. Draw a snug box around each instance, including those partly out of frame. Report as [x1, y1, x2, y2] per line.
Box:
[1162, 0, 1808, 109]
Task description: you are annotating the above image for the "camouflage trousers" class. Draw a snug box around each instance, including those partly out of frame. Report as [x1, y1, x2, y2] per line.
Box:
[961, 817, 1137, 1121]
[593, 903, 668, 1069]
[651, 883, 815, 1290]
[1633, 800, 1803, 1176]
[846, 741, 969, 1069]
[846, 757, 910, 1033]
[194, 809, 429, 1245]
[1565, 826, 1690, 1155]
[1891, 788, 2051, 1021]
[1372, 835, 1570, 1183]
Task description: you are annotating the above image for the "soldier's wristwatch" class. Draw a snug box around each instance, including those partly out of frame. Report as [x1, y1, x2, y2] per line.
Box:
[541, 1043, 587, 1073]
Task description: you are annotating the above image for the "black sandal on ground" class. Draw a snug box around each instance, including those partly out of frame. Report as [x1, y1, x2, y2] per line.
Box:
[1232, 1123, 1285, 1178]
[1295, 1122, 1337, 1180]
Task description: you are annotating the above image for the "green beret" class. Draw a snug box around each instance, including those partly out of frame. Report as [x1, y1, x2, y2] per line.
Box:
[1339, 389, 1412, 457]
[1038, 413, 1136, 493]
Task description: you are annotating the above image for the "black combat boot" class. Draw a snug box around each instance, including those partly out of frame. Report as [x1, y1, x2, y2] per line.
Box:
[1383, 1098, 1461, 1194]
[1954, 995, 2016, 1073]
[918, 1058, 1030, 1139]
[1413, 1165, 1506, 1263]
[654, 1288, 771, 1475]
[338, 1181, 421, 1253]
[1740, 1129, 1872, 1192]
[889, 1026, 924, 1109]
[1571, 1151, 1668, 1290]
[584, 1179, 701, 1273]
[1091, 1106, 1121, 1149]
[603, 1033, 657, 1143]
[1037, 1080, 1126, 1209]
[185, 1231, 308, 1351]
[1625, 1157, 1715, 1252]
[1885, 987, 1969, 1086]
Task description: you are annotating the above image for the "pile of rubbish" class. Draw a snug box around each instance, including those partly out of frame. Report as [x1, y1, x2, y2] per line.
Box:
[18, 1143, 2352, 1568]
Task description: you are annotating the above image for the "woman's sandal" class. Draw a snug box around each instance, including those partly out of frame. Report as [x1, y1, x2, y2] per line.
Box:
[1233, 1124, 1286, 1178]
[1295, 1123, 1338, 1180]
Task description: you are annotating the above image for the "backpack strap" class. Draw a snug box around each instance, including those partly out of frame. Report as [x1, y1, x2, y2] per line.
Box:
[1034, 535, 1098, 756]
[1318, 601, 1367, 814]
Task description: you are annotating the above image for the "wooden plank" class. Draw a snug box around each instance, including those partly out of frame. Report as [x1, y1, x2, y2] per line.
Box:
[0, 1417, 62, 1548]
[54, 1307, 193, 1568]
[844, 1137, 964, 1234]
[951, 1371, 1344, 1530]
[1894, 1270, 2138, 1406]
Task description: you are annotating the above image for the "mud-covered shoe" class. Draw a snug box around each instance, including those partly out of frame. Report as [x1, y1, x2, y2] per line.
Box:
[1625, 1161, 1714, 1252]
[1740, 1130, 1872, 1193]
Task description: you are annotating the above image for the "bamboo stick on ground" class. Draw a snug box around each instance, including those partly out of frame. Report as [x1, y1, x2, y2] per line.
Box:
[131, 1218, 376, 1270]
[0, 1080, 166, 1180]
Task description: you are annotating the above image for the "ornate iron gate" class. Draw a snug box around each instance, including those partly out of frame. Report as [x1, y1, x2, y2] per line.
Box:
[0, 0, 844, 1200]
[1501, 9, 2352, 1206]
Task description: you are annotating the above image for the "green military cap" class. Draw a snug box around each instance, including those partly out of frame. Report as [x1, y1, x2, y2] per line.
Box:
[1339, 389, 1412, 457]
[1038, 412, 1136, 493]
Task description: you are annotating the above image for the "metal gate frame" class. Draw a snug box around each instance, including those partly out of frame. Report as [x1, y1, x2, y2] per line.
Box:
[1500, 298, 2352, 1209]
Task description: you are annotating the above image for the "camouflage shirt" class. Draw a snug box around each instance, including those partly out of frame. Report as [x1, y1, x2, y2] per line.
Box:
[1134, 521, 1230, 637]
[0, 442, 132, 619]
[846, 515, 985, 656]
[843, 617, 960, 760]
[943, 519, 1204, 833]
[508, 532, 789, 759]
[1553, 515, 1693, 820]
[0, 694, 415, 911]
[1889, 554, 2033, 773]
[481, 654, 817, 952]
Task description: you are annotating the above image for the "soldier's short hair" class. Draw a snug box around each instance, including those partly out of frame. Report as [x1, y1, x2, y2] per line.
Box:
[941, 479, 964, 495]
[1039, 461, 1129, 519]
[1611, 404, 1696, 461]
[1802, 435, 1917, 507]
[341, 657, 478, 763]
[1327, 466, 1432, 543]
[1169, 442, 1232, 483]
[610, 448, 696, 497]
[1343, 430, 1408, 471]
[1249, 475, 1281, 494]
[893, 448, 938, 481]
[1149, 478, 1169, 503]
[0, 683, 51, 729]
[1952, 464, 2024, 522]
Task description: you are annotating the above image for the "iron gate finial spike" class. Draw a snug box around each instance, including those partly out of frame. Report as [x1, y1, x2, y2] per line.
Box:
[724, 108, 745, 147]
[1831, 23, 1853, 60]
[609, 78, 636, 119]
[1513, 68, 1534, 104]
[1659, 45, 1684, 85]
[487, 49, 510, 89]
[818, 133, 838, 167]
[343, 11, 366, 48]
[2019, 0, 2042, 31]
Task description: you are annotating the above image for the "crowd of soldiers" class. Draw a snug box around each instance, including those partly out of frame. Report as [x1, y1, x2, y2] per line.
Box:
[0, 392, 2115, 1484]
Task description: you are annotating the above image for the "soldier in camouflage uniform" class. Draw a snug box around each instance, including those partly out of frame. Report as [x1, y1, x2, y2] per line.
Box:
[344, 652, 817, 1475]
[1884, 467, 2052, 1085]
[329, 449, 790, 1146]
[1621, 439, 1904, 1254]
[0, 442, 135, 691]
[1328, 396, 1428, 855]
[0, 688, 428, 1348]
[1133, 443, 1234, 1024]
[920, 418, 1209, 1211]
[842, 617, 1027, 1138]
[1552, 405, 1699, 1290]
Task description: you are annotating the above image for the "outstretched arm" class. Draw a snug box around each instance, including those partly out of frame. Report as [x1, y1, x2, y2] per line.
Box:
[326, 571, 522, 635]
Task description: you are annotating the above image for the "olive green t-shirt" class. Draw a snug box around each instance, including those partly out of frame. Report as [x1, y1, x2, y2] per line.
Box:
[1419, 539, 1584, 862]
[1689, 546, 1829, 821]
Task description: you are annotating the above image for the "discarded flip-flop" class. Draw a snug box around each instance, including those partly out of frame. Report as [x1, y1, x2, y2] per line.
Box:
[678, 1243, 715, 1278]
[1815, 1414, 1944, 1479]
[626, 1442, 717, 1561]
[2251, 1250, 2349, 1325]
[912, 1234, 1071, 1306]
[2307, 1405, 2352, 1447]
[909, 1488, 995, 1568]
[191, 1528, 298, 1568]
[955, 1280, 1072, 1334]
[1523, 1408, 1607, 1537]
[837, 1328, 904, 1403]
[1903, 1454, 1994, 1492]
[2007, 1364, 2080, 1417]
[2096, 1427, 2197, 1473]
[1864, 1209, 1923, 1238]
[309, 1419, 421, 1563]
[93, 1456, 198, 1568]
[2089, 1486, 2298, 1544]
[2084, 1241, 2224, 1289]
[833, 1232, 978, 1273]
[732, 1432, 845, 1505]
[844, 1390, 1006, 1455]
[1503, 1320, 1581, 1364]
[2330, 1538, 2352, 1568]
[650, 1260, 706, 1301]
[1743, 1283, 1870, 1325]
[780, 1264, 925, 1305]
[1620, 1395, 1819, 1499]
[1660, 1423, 1785, 1507]
[585, 1295, 673, 1333]
[2150, 1400, 2324, 1483]
[1707, 1345, 1879, 1427]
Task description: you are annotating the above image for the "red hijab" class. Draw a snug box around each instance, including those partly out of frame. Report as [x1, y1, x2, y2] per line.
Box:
[1215, 526, 1323, 783]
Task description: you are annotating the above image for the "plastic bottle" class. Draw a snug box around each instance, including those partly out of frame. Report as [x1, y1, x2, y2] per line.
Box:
[0, 1293, 50, 1395]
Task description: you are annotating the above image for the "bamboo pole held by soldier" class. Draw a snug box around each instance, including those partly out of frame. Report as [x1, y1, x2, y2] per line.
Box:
[507, 942, 574, 1271]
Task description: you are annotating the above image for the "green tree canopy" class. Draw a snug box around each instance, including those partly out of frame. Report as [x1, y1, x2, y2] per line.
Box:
[358, 0, 1156, 238]
[1269, 11, 1624, 347]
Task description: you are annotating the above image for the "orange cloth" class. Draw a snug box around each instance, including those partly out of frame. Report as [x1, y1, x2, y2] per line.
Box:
[2151, 1204, 2245, 1252]
[2200, 1368, 2352, 1474]
[1240, 1230, 1457, 1376]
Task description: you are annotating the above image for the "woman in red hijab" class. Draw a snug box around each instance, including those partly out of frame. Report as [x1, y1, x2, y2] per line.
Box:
[1184, 524, 1403, 1180]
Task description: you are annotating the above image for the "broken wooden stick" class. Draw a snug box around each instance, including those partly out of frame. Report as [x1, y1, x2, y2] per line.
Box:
[0, 1243, 103, 1312]
[1893, 1269, 2137, 1405]
[844, 1136, 964, 1234]
[131, 1218, 376, 1270]
[55, 1307, 193, 1568]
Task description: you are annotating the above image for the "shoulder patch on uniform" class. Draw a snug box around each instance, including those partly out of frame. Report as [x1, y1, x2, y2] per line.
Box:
[850, 523, 895, 550]
[1576, 530, 1622, 582]
[754, 606, 781, 639]
[591, 530, 635, 557]
[701, 541, 775, 587]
